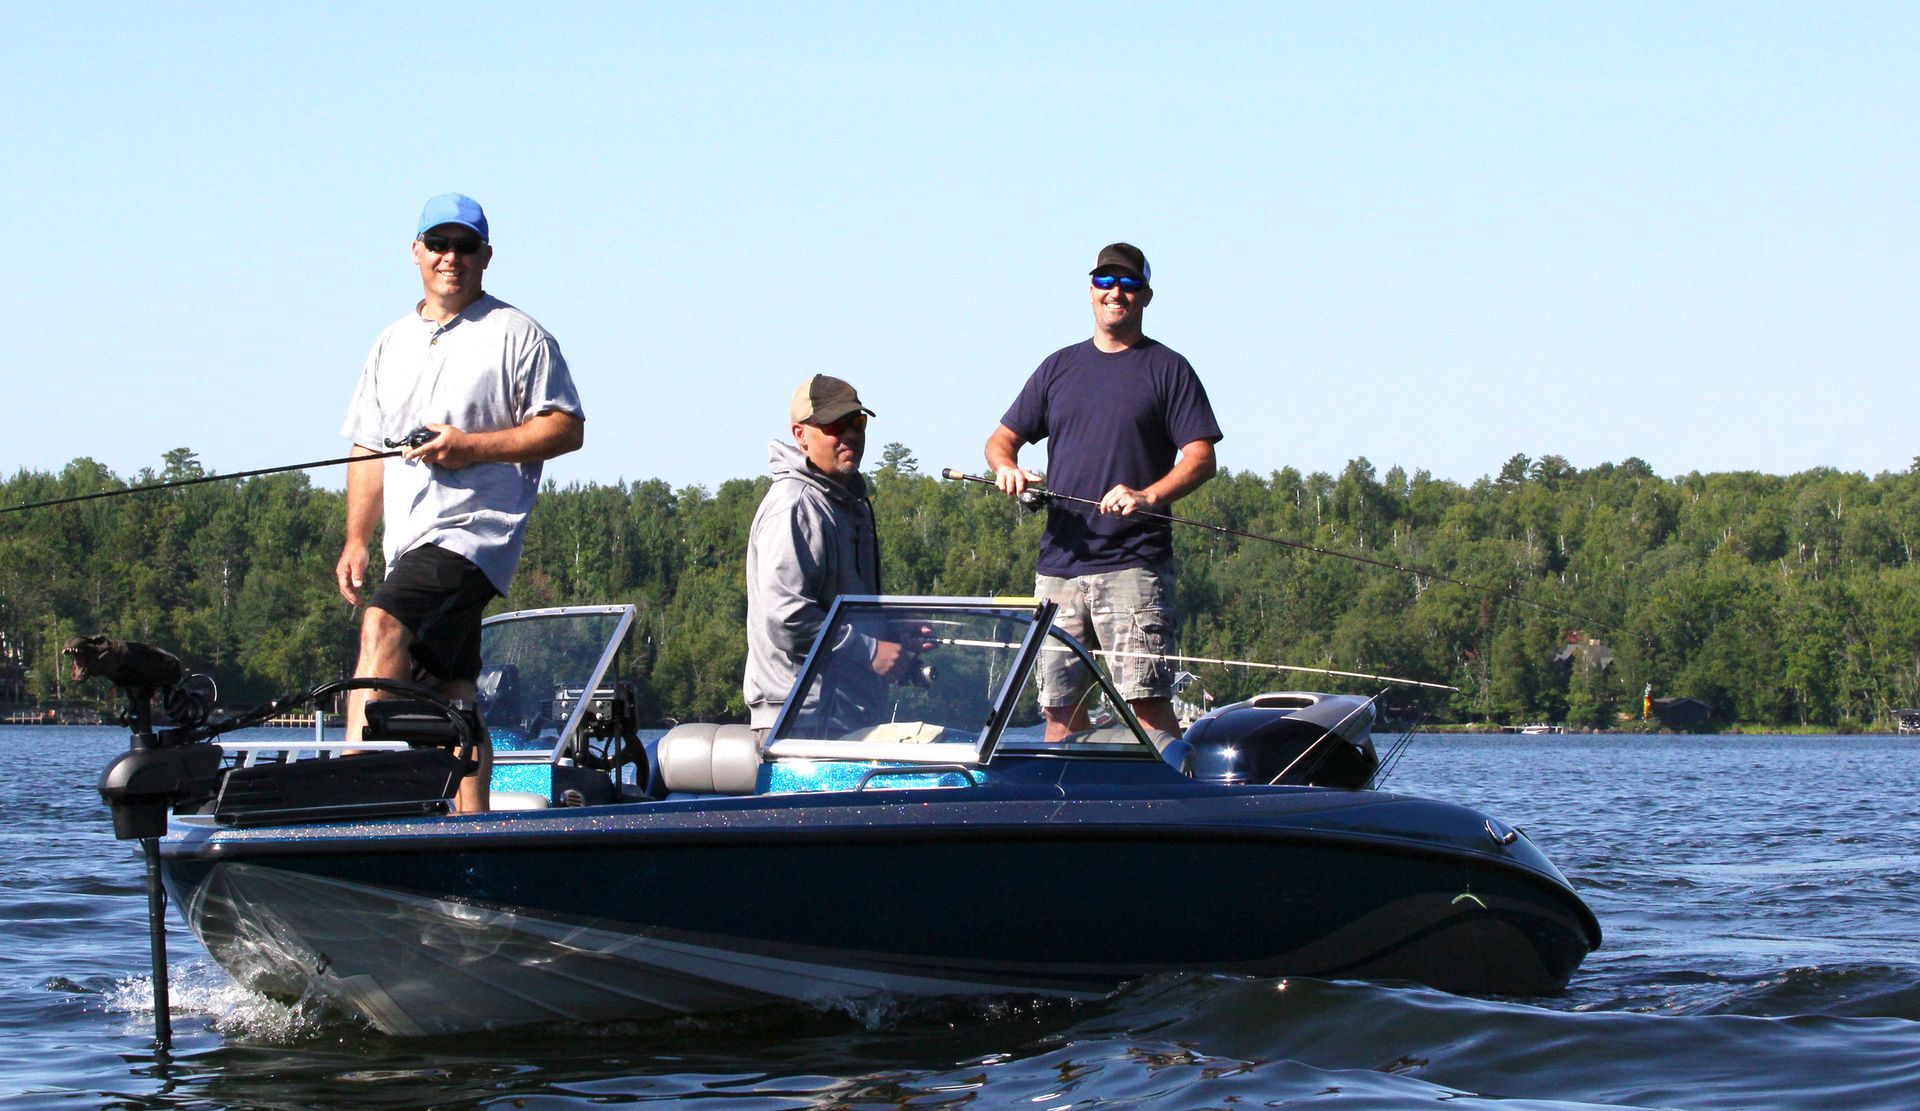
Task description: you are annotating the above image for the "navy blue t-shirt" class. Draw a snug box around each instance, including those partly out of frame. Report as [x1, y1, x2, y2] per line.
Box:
[1000, 338, 1222, 576]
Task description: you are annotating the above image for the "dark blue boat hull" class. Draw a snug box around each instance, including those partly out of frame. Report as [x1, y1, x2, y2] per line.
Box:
[159, 756, 1599, 1034]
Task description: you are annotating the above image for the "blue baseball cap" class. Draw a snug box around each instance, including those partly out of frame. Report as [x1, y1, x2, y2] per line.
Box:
[416, 193, 489, 241]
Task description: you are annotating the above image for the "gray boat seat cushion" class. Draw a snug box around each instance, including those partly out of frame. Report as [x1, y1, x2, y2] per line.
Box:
[657, 723, 761, 794]
[491, 790, 550, 811]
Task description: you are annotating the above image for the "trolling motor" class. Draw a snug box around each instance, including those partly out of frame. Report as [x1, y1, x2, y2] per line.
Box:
[73, 633, 486, 1049]
[67, 636, 225, 1052]
[70, 637, 224, 841]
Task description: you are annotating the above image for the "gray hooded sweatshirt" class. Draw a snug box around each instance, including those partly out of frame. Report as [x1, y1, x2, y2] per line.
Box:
[743, 440, 882, 730]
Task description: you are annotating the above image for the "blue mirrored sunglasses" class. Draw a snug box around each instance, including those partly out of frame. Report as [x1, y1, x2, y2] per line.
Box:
[1091, 274, 1145, 292]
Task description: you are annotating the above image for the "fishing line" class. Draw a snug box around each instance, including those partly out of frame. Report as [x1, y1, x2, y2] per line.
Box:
[1271, 688, 1387, 785]
[0, 433, 434, 516]
[941, 468, 1635, 641]
[1370, 698, 1439, 789]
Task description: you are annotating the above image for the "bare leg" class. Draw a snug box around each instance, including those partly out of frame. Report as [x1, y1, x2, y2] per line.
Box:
[345, 607, 414, 743]
[344, 609, 489, 814]
[1042, 704, 1093, 742]
[1130, 697, 1182, 737]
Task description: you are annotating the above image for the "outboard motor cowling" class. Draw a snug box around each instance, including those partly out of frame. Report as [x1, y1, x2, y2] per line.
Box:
[1182, 692, 1378, 788]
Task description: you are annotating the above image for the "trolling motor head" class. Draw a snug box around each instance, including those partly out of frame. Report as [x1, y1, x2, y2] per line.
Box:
[67, 636, 224, 840]
[64, 634, 182, 692]
[63, 635, 217, 731]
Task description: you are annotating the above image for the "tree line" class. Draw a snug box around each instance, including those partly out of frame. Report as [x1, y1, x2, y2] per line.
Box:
[6, 446, 1920, 730]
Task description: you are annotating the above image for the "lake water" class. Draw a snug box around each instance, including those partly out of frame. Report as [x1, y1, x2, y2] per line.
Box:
[5, 725, 1917, 1108]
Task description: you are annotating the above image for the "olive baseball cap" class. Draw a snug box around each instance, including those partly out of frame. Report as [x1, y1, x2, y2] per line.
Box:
[1090, 242, 1150, 285]
[789, 375, 875, 425]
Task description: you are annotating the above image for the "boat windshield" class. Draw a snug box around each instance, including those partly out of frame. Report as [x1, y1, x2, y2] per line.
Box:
[768, 597, 1160, 763]
[478, 606, 634, 756]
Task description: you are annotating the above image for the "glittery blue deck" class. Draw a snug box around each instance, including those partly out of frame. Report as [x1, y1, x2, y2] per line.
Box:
[765, 760, 981, 793]
[490, 728, 550, 753]
[492, 764, 553, 796]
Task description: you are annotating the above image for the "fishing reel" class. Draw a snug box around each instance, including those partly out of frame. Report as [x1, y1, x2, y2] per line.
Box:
[885, 622, 939, 687]
[937, 467, 1051, 510]
[385, 427, 439, 450]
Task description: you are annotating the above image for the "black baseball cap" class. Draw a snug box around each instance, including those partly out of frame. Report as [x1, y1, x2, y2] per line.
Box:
[1090, 242, 1151, 285]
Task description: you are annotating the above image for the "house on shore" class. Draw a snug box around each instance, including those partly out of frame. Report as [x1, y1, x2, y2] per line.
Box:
[1651, 696, 1712, 730]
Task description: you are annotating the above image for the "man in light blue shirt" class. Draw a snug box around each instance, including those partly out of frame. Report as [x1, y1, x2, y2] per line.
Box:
[337, 193, 585, 812]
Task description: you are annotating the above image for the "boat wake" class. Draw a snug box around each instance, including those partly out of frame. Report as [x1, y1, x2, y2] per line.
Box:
[93, 959, 334, 1042]
[47, 962, 1920, 1108]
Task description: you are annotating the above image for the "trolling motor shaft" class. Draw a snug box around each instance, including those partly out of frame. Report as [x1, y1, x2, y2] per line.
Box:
[68, 635, 227, 1052]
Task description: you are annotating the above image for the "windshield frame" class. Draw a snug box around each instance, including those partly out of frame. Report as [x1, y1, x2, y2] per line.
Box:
[764, 595, 1058, 764]
[478, 604, 636, 764]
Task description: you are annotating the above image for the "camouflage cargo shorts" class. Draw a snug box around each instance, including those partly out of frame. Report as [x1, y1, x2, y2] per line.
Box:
[1034, 563, 1176, 706]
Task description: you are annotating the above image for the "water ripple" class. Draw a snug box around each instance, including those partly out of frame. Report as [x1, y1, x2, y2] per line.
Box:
[6, 726, 1919, 1109]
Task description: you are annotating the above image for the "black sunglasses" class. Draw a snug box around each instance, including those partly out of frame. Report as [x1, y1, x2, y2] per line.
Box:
[420, 233, 485, 256]
[1090, 274, 1144, 292]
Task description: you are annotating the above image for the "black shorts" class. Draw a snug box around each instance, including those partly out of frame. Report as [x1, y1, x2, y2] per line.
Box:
[368, 544, 499, 682]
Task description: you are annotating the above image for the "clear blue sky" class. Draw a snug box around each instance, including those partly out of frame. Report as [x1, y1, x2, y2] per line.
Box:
[4, 3, 1915, 494]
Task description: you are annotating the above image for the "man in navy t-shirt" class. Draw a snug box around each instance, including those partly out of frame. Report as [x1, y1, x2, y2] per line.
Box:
[984, 243, 1222, 742]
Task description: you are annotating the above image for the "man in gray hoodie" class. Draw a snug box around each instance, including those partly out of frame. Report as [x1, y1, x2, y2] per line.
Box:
[744, 375, 918, 734]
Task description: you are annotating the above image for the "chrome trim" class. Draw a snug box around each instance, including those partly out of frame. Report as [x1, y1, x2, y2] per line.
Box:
[854, 764, 981, 790]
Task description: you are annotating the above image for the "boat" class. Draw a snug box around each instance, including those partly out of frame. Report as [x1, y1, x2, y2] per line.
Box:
[1504, 723, 1564, 735]
[93, 596, 1601, 1037]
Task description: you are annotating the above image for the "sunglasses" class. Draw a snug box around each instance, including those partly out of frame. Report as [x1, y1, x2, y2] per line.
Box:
[811, 412, 868, 437]
[420, 233, 485, 256]
[1090, 274, 1145, 292]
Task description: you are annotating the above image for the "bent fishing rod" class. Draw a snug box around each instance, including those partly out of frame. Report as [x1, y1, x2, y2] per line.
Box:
[0, 430, 438, 517]
[941, 467, 1634, 642]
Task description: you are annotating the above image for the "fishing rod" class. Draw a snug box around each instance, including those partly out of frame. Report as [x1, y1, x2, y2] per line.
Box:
[941, 468, 1634, 641]
[935, 636, 1458, 692]
[0, 431, 437, 517]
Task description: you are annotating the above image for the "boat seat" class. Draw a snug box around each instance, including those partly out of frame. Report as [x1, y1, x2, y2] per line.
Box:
[491, 790, 550, 811]
[657, 723, 761, 794]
